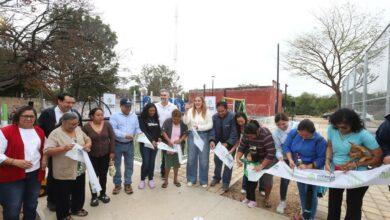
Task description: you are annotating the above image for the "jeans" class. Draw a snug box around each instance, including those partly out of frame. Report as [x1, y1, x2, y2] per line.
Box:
[327, 187, 368, 220]
[53, 174, 86, 220]
[90, 154, 110, 198]
[114, 142, 134, 185]
[0, 170, 41, 220]
[213, 151, 235, 185]
[297, 182, 318, 220]
[187, 131, 210, 185]
[280, 160, 290, 201]
[140, 143, 158, 181]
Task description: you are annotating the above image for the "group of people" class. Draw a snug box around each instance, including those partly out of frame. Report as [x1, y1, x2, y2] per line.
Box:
[0, 90, 390, 220]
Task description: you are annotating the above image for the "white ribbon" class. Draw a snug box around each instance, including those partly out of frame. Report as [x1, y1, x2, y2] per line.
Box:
[213, 142, 234, 169]
[246, 161, 390, 189]
[157, 142, 178, 152]
[192, 128, 204, 152]
[137, 133, 154, 149]
[65, 144, 102, 193]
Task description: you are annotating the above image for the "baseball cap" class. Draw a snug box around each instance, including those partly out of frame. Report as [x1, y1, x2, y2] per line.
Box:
[120, 98, 132, 107]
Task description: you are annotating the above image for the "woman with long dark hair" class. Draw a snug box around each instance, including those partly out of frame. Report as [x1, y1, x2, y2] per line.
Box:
[82, 107, 115, 207]
[326, 108, 382, 220]
[138, 103, 161, 189]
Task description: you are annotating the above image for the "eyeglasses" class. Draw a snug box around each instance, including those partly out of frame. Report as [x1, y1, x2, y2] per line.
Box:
[20, 115, 36, 120]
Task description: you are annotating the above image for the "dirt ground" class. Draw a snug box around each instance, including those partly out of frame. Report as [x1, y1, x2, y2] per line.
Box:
[221, 175, 305, 219]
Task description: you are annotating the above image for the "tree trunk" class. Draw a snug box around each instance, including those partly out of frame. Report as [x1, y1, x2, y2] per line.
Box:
[334, 88, 342, 108]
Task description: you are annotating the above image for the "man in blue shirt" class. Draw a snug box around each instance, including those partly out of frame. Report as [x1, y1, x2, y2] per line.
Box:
[209, 101, 238, 191]
[110, 98, 141, 195]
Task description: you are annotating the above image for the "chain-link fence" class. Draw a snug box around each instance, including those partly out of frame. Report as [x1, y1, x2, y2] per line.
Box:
[341, 24, 390, 132]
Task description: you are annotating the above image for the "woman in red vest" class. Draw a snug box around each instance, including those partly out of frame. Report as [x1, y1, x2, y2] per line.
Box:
[0, 105, 46, 220]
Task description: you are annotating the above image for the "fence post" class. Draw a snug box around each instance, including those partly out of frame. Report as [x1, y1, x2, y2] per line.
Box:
[345, 74, 350, 107]
[386, 37, 390, 115]
[352, 68, 357, 109]
[363, 52, 368, 121]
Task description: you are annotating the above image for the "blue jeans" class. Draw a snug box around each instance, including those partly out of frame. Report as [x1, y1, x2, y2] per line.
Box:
[213, 154, 233, 185]
[140, 143, 158, 181]
[187, 131, 210, 185]
[297, 182, 318, 220]
[0, 170, 41, 220]
[114, 142, 134, 185]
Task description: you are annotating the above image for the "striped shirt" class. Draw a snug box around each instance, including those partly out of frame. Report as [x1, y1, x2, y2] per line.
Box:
[238, 127, 276, 161]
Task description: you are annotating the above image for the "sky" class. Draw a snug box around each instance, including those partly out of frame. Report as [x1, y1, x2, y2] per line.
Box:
[92, 0, 390, 96]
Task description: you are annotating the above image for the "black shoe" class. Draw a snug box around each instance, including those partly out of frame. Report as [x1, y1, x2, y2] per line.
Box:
[90, 198, 99, 207]
[98, 194, 111, 204]
[210, 179, 220, 187]
[47, 202, 56, 212]
[222, 184, 230, 192]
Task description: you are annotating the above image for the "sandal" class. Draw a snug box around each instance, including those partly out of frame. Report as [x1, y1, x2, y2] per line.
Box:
[71, 209, 88, 217]
[90, 198, 99, 207]
[264, 198, 272, 208]
[174, 181, 181, 187]
[162, 182, 168, 188]
[291, 212, 303, 220]
[98, 194, 110, 204]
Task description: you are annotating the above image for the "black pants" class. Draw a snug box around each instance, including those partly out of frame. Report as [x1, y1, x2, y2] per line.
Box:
[54, 174, 86, 220]
[140, 143, 158, 181]
[327, 186, 369, 220]
[46, 157, 55, 206]
[246, 180, 258, 201]
[90, 154, 110, 198]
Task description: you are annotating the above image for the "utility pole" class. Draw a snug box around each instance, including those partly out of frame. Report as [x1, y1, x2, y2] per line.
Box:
[276, 43, 280, 114]
[211, 75, 215, 96]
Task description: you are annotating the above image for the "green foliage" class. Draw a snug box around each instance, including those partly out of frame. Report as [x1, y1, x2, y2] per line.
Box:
[131, 65, 182, 96]
[285, 92, 338, 116]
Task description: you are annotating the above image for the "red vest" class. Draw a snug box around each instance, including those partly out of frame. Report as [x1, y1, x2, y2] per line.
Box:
[0, 124, 46, 183]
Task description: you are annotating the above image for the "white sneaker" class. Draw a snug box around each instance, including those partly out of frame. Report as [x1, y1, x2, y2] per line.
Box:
[276, 201, 286, 214]
[240, 189, 247, 194]
[260, 191, 265, 197]
[201, 184, 208, 188]
[187, 182, 193, 187]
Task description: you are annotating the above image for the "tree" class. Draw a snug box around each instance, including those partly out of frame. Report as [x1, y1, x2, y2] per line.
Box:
[0, 0, 120, 100]
[0, 0, 89, 97]
[49, 9, 120, 99]
[288, 92, 338, 116]
[285, 3, 383, 107]
[131, 65, 183, 96]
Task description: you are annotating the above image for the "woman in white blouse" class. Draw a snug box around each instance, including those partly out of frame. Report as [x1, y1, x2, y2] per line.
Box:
[0, 105, 47, 220]
[183, 96, 213, 187]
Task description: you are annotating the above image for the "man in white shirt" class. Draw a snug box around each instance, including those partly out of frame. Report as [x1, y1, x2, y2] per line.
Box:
[155, 89, 177, 178]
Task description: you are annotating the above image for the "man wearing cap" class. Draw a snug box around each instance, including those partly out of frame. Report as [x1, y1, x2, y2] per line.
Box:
[109, 98, 141, 195]
[155, 89, 177, 178]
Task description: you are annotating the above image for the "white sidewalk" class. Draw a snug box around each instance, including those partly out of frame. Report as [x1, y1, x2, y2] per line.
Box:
[37, 164, 287, 220]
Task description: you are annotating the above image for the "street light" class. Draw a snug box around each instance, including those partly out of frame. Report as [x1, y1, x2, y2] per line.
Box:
[211, 75, 215, 96]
